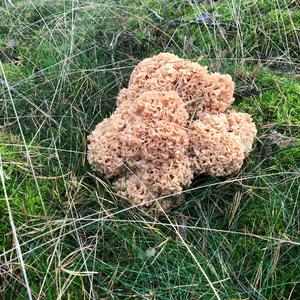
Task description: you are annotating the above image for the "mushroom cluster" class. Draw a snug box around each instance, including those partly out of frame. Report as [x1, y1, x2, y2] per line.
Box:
[88, 53, 257, 214]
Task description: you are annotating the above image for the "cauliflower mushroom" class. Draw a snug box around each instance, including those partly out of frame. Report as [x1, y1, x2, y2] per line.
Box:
[87, 53, 257, 214]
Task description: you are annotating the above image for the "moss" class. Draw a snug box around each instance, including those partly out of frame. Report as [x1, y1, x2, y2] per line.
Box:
[122, 0, 300, 62]
[0, 131, 51, 252]
[236, 69, 300, 125]
[255, 0, 297, 11]
[263, 9, 300, 56]
[0, 63, 31, 82]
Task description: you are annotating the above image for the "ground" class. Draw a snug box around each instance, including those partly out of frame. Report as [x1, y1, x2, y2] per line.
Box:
[0, 0, 299, 299]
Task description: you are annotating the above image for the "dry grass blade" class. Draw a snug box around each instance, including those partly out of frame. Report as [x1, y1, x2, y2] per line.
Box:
[0, 155, 33, 300]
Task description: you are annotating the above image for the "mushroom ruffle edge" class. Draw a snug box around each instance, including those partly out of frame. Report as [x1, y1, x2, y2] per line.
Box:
[87, 53, 257, 214]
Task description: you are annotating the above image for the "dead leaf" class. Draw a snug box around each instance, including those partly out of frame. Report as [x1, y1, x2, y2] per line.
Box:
[194, 13, 216, 25]
[267, 130, 295, 148]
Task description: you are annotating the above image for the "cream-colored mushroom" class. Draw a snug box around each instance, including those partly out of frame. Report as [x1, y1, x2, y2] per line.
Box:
[87, 53, 257, 214]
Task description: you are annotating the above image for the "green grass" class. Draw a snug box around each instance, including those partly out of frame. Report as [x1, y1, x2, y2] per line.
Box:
[0, 0, 299, 299]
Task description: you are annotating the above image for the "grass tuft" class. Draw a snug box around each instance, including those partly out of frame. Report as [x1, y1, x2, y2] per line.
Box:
[0, 0, 299, 299]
